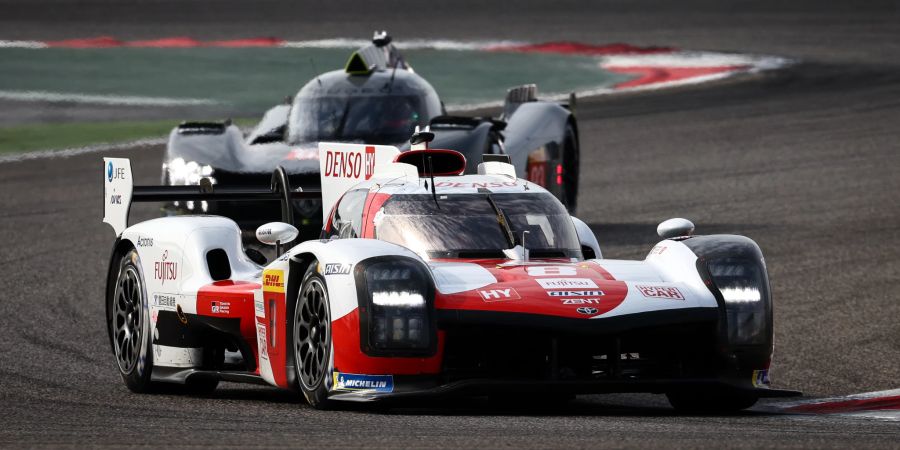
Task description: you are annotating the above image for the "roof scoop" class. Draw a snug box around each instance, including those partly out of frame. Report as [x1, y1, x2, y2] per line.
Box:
[410, 125, 435, 150]
[395, 148, 466, 176]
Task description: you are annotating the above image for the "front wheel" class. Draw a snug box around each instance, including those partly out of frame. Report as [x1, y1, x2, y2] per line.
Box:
[666, 390, 758, 414]
[109, 249, 155, 393]
[293, 261, 334, 409]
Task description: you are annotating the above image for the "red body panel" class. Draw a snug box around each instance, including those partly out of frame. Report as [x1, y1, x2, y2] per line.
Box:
[332, 309, 445, 375]
[196, 281, 262, 371]
[434, 260, 629, 319]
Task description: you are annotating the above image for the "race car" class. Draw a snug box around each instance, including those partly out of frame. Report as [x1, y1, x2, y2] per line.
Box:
[161, 32, 579, 236]
[102, 136, 797, 412]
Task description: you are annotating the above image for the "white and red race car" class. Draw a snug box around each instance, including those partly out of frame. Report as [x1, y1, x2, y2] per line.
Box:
[102, 137, 798, 411]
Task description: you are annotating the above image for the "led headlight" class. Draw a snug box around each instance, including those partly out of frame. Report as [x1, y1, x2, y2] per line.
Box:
[164, 157, 216, 186]
[707, 257, 770, 346]
[359, 258, 434, 355]
[164, 157, 216, 212]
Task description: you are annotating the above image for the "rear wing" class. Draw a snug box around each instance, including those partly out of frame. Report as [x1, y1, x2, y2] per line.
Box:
[102, 157, 320, 236]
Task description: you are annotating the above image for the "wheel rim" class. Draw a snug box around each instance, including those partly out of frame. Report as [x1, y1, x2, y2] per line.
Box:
[295, 278, 330, 390]
[113, 265, 143, 374]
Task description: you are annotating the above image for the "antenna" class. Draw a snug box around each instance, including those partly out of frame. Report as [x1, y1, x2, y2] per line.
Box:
[427, 156, 439, 208]
[521, 230, 530, 262]
[309, 58, 323, 87]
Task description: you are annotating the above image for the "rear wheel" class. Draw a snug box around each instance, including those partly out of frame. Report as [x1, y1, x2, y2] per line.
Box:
[559, 122, 579, 213]
[666, 389, 758, 414]
[293, 261, 333, 409]
[109, 249, 155, 393]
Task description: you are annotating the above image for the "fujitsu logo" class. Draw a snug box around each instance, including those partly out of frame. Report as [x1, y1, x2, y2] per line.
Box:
[154, 250, 178, 285]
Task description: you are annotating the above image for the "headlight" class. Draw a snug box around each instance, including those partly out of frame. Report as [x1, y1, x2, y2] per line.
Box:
[164, 158, 216, 212]
[708, 257, 770, 346]
[165, 157, 216, 186]
[359, 258, 434, 355]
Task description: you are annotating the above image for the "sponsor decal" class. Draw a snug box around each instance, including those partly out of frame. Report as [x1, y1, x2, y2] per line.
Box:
[478, 288, 521, 302]
[536, 278, 598, 289]
[263, 269, 285, 293]
[649, 244, 667, 255]
[322, 263, 351, 275]
[255, 297, 265, 317]
[333, 371, 394, 393]
[258, 228, 272, 236]
[526, 266, 576, 276]
[153, 250, 177, 286]
[434, 181, 520, 189]
[562, 298, 603, 305]
[136, 236, 153, 247]
[548, 290, 604, 297]
[107, 161, 126, 182]
[153, 294, 176, 309]
[576, 306, 599, 315]
[323, 146, 376, 180]
[636, 285, 685, 300]
[109, 194, 122, 204]
[210, 301, 230, 314]
[257, 323, 268, 359]
[752, 369, 770, 388]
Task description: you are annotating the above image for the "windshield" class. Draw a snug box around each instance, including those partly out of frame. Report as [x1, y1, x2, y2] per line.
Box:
[289, 94, 432, 145]
[374, 193, 582, 259]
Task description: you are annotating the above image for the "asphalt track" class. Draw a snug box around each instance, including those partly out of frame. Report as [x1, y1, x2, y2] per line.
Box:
[1, 0, 899, 447]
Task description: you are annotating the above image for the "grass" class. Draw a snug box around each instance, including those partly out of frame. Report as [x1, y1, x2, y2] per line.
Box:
[0, 118, 257, 155]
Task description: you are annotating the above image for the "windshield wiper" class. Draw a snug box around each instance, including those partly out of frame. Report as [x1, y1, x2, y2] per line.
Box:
[486, 194, 515, 248]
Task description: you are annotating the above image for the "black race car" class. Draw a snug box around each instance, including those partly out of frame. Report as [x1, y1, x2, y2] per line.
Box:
[162, 32, 580, 236]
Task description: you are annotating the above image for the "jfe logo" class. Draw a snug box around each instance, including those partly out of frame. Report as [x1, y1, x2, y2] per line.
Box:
[107, 161, 126, 182]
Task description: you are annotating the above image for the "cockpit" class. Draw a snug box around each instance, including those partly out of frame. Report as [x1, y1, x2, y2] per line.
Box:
[373, 192, 582, 260]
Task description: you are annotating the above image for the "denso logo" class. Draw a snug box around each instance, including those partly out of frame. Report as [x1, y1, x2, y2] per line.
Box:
[154, 250, 177, 285]
[636, 285, 685, 300]
[323, 146, 375, 180]
[478, 288, 521, 302]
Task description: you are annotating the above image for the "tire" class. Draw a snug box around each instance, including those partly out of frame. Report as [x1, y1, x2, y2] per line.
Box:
[560, 122, 579, 213]
[293, 261, 334, 409]
[109, 248, 155, 393]
[666, 389, 758, 414]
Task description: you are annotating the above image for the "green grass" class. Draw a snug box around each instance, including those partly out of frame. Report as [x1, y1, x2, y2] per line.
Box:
[0, 118, 256, 155]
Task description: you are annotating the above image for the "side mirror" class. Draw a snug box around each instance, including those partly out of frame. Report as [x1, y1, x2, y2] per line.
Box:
[256, 222, 299, 257]
[657, 218, 694, 239]
[570, 216, 602, 259]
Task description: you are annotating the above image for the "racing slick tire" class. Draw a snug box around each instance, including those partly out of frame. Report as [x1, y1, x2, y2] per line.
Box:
[109, 249, 155, 393]
[666, 389, 758, 414]
[560, 122, 579, 214]
[293, 261, 334, 409]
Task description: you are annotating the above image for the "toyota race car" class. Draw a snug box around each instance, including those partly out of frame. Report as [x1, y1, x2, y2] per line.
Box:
[161, 32, 579, 236]
[102, 138, 798, 412]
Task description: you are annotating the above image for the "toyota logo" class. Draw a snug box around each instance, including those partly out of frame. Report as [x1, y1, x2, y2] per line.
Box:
[577, 306, 598, 315]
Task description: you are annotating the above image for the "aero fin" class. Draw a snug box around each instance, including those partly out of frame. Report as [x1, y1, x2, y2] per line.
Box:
[345, 51, 371, 75]
[103, 157, 133, 236]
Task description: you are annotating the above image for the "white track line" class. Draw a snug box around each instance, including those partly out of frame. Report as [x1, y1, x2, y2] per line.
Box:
[0, 138, 167, 164]
[0, 90, 218, 106]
